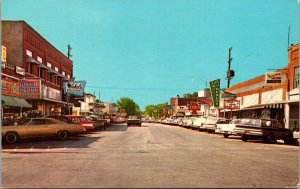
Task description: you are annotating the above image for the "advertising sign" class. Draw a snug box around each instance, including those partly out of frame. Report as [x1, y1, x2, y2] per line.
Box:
[224, 100, 240, 110]
[221, 91, 236, 99]
[265, 72, 282, 84]
[209, 79, 220, 108]
[1, 79, 19, 96]
[63, 81, 86, 96]
[189, 101, 200, 114]
[16, 66, 25, 76]
[2, 45, 6, 62]
[19, 79, 41, 99]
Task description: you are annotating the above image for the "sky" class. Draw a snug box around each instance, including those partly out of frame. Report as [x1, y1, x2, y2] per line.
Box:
[2, 0, 299, 110]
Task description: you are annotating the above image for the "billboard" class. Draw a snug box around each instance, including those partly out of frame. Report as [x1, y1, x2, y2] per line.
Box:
[224, 100, 240, 110]
[209, 79, 220, 108]
[2, 79, 19, 96]
[19, 79, 41, 99]
[63, 81, 86, 96]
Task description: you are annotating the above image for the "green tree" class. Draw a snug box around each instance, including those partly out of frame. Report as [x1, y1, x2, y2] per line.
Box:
[116, 97, 141, 116]
[143, 102, 169, 119]
[183, 92, 198, 99]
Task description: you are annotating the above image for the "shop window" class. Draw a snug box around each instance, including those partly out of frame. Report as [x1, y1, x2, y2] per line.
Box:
[294, 67, 299, 89]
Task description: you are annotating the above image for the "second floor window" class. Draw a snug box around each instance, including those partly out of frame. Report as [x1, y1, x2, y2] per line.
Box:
[294, 67, 299, 89]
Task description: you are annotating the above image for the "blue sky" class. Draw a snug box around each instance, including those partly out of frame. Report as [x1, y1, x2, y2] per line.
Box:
[2, 0, 299, 110]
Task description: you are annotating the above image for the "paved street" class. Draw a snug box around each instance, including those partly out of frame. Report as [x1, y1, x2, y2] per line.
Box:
[2, 123, 299, 188]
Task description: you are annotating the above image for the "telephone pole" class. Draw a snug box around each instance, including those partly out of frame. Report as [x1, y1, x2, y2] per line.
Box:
[227, 47, 234, 88]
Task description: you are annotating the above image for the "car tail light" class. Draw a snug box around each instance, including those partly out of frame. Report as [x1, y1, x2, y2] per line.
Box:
[82, 123, 93, 127]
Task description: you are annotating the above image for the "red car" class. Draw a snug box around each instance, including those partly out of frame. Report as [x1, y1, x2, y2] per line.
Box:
[48, 115, 95, 131]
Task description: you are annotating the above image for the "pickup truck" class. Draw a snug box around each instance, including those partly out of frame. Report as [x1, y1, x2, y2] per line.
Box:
[233, 118, 293, 144]
[127, 116, 142, 126]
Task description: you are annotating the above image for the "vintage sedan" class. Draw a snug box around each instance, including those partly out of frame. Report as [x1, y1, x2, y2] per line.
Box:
[127, 115, 142, 126]
[49, 115, 95, 131]
[191, 117, 207, 130]
[215, 119, 241, 138]
[200, 117, 231, 133]
[233, 118, 293, 144]
[2, 117, 85, 144]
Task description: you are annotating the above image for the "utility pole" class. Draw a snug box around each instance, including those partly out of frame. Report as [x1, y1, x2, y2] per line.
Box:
[227, 47, 233, 88]
[67, 44, 72, 59]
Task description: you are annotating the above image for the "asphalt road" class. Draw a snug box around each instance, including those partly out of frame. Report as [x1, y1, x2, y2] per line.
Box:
[2, 123, 299, 188]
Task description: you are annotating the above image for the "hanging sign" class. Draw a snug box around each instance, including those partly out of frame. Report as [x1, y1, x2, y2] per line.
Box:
[63, 80, 86, 96]
[224, 100, 240, 109]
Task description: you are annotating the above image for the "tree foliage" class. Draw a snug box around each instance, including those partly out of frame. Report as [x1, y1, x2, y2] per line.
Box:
[144, 102, 169, 119]
[183, 92, 198, 99]
[116, 97, 141, 116]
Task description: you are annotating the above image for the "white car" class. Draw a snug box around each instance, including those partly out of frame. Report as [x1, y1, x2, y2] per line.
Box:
[182, 117, 197, 128]
[215, 119, 241, 138]
[200, 117, 231, 133]
[191, 117, 207, 129]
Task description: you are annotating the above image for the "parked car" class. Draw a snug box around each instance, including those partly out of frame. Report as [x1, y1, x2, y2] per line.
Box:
[2, 117, 85, 144]
[86, 115, 106, 130]
[48, 115, 95, 131]
[233, 118, 294, 144]
[215, 119, 241, 138]
[127, 115, 142, 126]
[191, 117, 207, 130]
[200, 117, 231, 133]
[293, 129, 299, 145]
[182, 117, 198, 128]
[102, 115, 111, 125]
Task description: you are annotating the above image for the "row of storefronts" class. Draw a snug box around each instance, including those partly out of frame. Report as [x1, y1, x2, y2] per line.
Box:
[170, 44, 299, 131]
[2, 20, 73, 122]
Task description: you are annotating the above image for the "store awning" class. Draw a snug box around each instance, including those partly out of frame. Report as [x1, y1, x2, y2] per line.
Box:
[2, 96, 32, 108]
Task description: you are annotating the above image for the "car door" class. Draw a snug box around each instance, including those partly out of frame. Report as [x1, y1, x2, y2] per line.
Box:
[25, 119, 48, 138]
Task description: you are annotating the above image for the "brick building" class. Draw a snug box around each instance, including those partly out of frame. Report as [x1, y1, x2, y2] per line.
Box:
[2, 20, 73, 117]
[224, 43, 299, 130]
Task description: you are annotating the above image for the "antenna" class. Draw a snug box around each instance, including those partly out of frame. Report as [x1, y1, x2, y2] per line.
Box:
[67, 44, 72, 59]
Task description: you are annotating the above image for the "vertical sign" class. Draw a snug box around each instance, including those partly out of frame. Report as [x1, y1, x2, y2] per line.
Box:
[2, 45, 7, 62]
[209, 79, 220, 108]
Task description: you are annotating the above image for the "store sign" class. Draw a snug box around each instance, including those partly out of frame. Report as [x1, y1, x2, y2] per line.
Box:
[221, 91, 236, 99]
[209, 79, 220, 107]
[19, 79, 41, 99]
[265, 72, 282, 84]
[2, 45, 7, 62]
[1, 79, 19, 96]
[189, 101, 200, 110]
[189, 101, 200, 114]
[63, 80, 86, 96]
[224, 100, 240, 110]
[16, 66, 25, 76]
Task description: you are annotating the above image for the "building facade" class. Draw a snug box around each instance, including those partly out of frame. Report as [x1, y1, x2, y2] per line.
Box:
[224, 43, 299, 130]
[2, 20, 72, 117]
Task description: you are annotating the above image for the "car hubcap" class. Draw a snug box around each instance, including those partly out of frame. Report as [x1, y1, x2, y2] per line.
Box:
[6, 134, 16, 143]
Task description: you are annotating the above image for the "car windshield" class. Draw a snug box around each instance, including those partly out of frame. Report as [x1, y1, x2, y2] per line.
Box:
[230, 119, 241, 124]
[71, 117, 87, 123]
[240, 119, 261, 126]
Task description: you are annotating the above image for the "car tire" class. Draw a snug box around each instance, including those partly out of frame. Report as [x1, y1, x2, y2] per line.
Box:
[127, 124, 130, 126]
[57, 130, 68, 140]
[5, 132, 18, 144]
[242, 135, 248, 142]
[283, 134, 293, 145]
[224, 134, 229, 138]
[263, 134, 274, 143]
